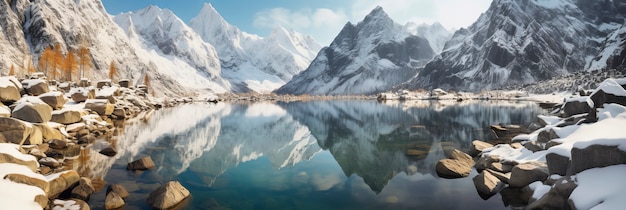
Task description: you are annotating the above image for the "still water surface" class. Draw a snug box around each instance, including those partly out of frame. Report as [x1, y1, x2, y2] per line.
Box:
[86, 100, 546, 209]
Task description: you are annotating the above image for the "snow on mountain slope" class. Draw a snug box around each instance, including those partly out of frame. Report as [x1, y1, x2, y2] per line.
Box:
[113, 6, 230, 93]
[403, 0, 626, 91]
[189, 3, 321, 93]
[403, 22, 452, 54]
[0, 0, 30, 75]
[275, 7, 435, 95]
[588, 23, 626, 71]
[19, 0, 188, 96]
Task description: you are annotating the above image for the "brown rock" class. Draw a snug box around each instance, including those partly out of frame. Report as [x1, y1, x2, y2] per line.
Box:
[472, 170, 506, 198]
[105, 191, 125, 209]
[85, 99, 114, 116]
[23, 79, 50, 96]
[509, 161, 549, 188]
[118, 79, 130, 88]
[39, 92, 66, 110]
[546, 153, 570, 176]
[71, 177, 96, 201]
[0, 79, 21, 103]
[127, 156, 156, 170]
[34, 194, 48, 209]
[47, 170, 80, 196]
[435, 149, 475, 178]
[146, 181, 190, 210]
[51, 110, 82, 125]
[510, 142, 524, 149]
[470, 140, 493, 156]
[49, 139, 68, 149]
[24, 126, 43, 145]
[489, 162, 514, 173]
[112, 108, 126, 119]
[33, 123, 64, 141]
[475, 155, 501, 172]
[0, 117, 32, 145]
[71, 90, 90, 103]
[485, 169, 511, 184]
[11, 100, 53, 123]
[99, 147, 118, 157]
[107, 184, 129, 198]
[39, 157, 61, 168]
[0, 148, 38, 172]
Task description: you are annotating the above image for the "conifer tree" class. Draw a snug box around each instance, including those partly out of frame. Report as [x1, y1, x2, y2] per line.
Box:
[108, 61, 117, 81]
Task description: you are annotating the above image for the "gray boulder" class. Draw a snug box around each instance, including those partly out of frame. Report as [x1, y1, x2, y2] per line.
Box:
[84, 99, 114, 116]
[569, 145, 626, 175]
[39, 91, 66, 110]
[546, 153, 570, 176]
[561, 98, 591, 118]
[509, 161, 549, 188]
[51, 110, 82, 125]
[11, 97, 53, 123]
[22, 79, 49, 96]
[0, 117, 33, 145]
[526, 176, 577, 210]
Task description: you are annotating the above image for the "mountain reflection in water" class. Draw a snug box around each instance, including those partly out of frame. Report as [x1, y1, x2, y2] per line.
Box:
[87, 100, 545, 210]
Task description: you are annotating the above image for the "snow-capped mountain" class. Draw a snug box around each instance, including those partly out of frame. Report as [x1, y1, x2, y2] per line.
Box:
[20, 0, 185, 95]
[113, 6, 230, 93]
[275, 7, 435, 95]
[404, 0, 626, 91]
[588, 24, 626, 71]
[403, 22, 452, 54]
[189, 3, 322, 93]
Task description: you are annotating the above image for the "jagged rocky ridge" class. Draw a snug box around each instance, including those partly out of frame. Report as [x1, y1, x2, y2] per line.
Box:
[275, 7, 436, 95]
[403, 0, 626, 91]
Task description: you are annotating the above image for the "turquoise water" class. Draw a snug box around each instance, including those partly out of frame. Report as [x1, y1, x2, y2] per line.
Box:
[87, 100, 546, 210]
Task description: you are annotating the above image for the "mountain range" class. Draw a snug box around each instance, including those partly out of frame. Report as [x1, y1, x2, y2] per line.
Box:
[2, 0, 625, 96]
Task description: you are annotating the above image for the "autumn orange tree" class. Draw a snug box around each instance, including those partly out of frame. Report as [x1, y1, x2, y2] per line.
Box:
[77, 47, 92, 79]
[8, 64, 15, 76]
[51, 43, 64, 80]
[28, 60, 35, 75]
[108, 61, 117, 82]
[64, 50, 78, 82]
[38, 46, 54, 76]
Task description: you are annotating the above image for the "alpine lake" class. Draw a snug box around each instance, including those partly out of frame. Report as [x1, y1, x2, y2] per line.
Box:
[81, 100, 547, 210]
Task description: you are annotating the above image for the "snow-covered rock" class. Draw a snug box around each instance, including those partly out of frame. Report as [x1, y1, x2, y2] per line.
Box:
[276, 6, 435, 95]
[0, 76, 21, 103]
[189, 3, 321, 93]
[11, 96, 52, 123]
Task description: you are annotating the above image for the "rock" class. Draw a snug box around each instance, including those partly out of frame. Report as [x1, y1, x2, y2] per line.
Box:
[0, 78, 21, 103]
[70, 88, 92, 103]
[561, 98, 591, 118]
[569, 144, 626, 175]
[60, 144, 82, 158]
[22, 79, 49, 96]
[33, 123, 64, 141]
[509, 161, 549, 188]
[49, 139, 68, 149]
[589, 88, 626, 109]
[39, 91, 66, 110]
[11, 97, 53, 123]
[524, 141, 544, 152]
[112, 108, 126, 119]
[0, 144, 38, 172]
[34, 194, 48, 208]
[48, 170, 81, 196]
[52, 199, 90, 210]
[39, 157, 61, 168]
[78, 134, 96, 144]
[3, 173, 49, 194]
[29, 148, 46, 159]
[127, 156, 156, 170]
[472, 170, 506, 198]
[85, 99, 114, 116]
[485, 169, 511, 184]
[546, 153, 570, 176]
[105, 191, 125, 209]
[99, 147, 117, 157]
[51, 110, 82, 124]
[489, 162, 514, 173]
[107, 184, 129, 198]
[510, 142, 524, 149]
[470, 140, 493, 156]
[96, 80, 111, 89]
[500, 187, 532, 208]
[537, 129, 559, 143]
[0, 104, 9, 117]
[24, 126, 43, 145]
[78, 78, 91, 87]
[118, 79, 130, 88]
[545, 140, 562, 149]
[435, 149, 475, 178]
[526, 176, 578, 210]
[71, 177, 96, 201]
[146, 181, 190, 210]
[490, 125, 508, 138]
[475, 155, 500, 172]
[0, 117, 33, 145]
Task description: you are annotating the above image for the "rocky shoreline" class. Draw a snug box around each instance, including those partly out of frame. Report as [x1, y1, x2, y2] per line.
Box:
[0, 76, 194, 210]
[434, 77, 626, 209]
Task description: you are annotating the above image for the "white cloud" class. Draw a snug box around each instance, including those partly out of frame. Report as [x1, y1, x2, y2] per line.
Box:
[253, 7, 349, 46]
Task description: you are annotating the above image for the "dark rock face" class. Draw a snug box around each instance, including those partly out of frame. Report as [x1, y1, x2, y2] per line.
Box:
[546, 153, 570, 176]
[275, 7, 434, 95]
[404, 0, 626, 91]
[569, 144, 626, 175]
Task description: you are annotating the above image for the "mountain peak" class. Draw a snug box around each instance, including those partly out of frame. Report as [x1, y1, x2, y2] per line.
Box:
[363, 6, 391, 22]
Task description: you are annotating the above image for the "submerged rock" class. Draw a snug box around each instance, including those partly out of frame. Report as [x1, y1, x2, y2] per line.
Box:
[146, 181, 190, 209]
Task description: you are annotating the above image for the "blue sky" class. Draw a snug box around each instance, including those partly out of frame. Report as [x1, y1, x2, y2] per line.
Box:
[102, 0, 492, 45]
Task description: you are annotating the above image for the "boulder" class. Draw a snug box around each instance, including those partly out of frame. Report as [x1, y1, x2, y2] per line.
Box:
[475, 155, 501, 172]
[96, 80, 112, 89]
[470, 140, 493, 156]
[524, 142, 544, 152]
[24, 125, 43, 145]
[569, 145, 626, 175]
[99, 146, 117, 157]
[70, 177, 95, 201]
[0, 77, 21, 103]
[127, 156, 156, 170]
[84, 99, 114, 116]
[436, 149, 475, 178]
[11, 97, 53, 123]
[509, 161, 549, 188]
[485, 169, 511, 184]
[35, 194, 48, 209]
[33, 123, 64, 141]
[0, 117, 33, 145]
[526, 176, 578, 210]
[118, 79, 130, 88]
[112, 108, 126, 119]
[70, 88, 93, 103]
[546, 153, 570, 176]
[489, 162, 514, 173]
[0, 143, 39, 172]
[22, 79, 49, 96]
[107, 184, 129, 198]
[49, 139, 69, 149]
[39, 157, 61, 168]
[48, 170, 81, 196]
[105, 191, 125, 209]
[472, 170, 506, 198]
[589, 88, 626, 109]
[561, 97, 591, 118]
[3, 173, 49, 194]
[537, 129, 559, 143]
[38, 91, 66, 110]
[78, 78, 91, 87]
[51, 110, 82, 124]
[146, 181, 190, 210]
